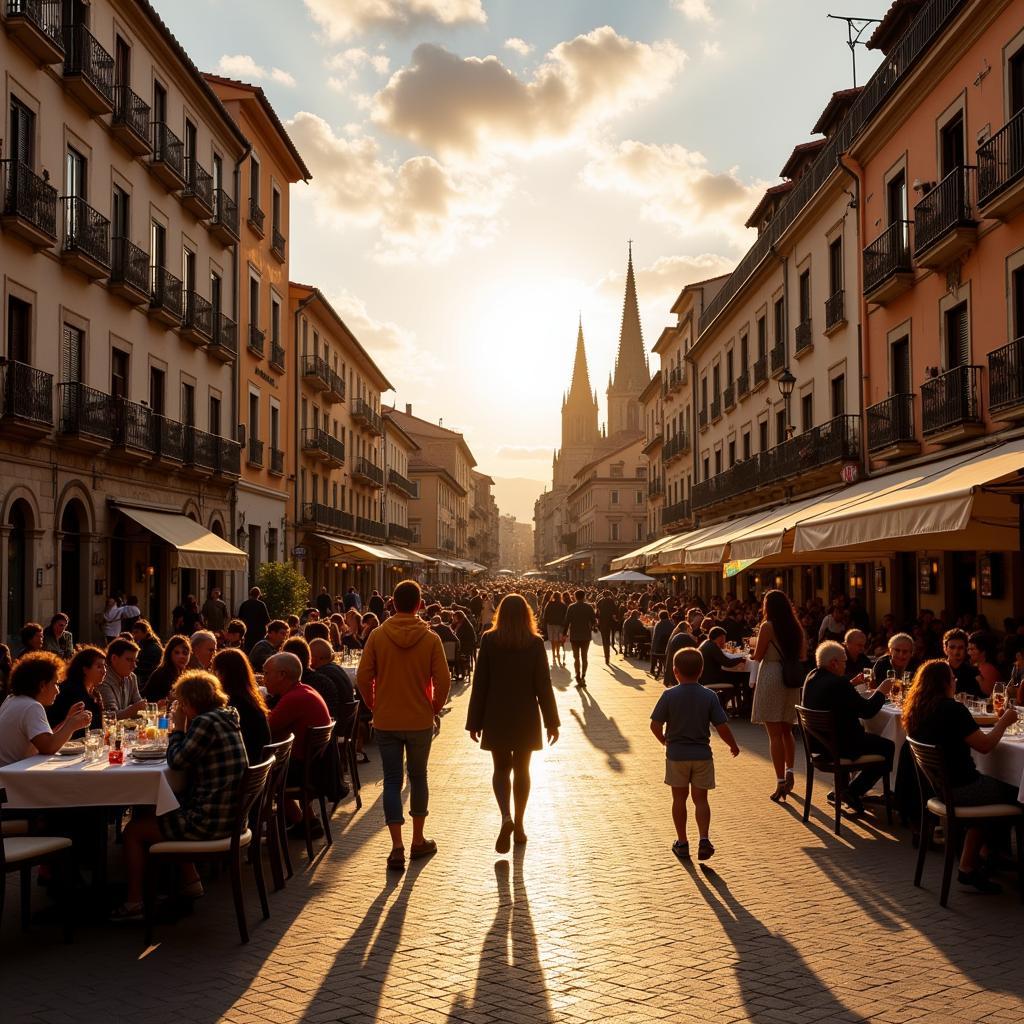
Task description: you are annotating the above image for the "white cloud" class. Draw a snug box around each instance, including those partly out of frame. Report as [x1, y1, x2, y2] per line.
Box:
[675, 0, 715, 23]
[373, 27, 687, 157]
[504, 37, 533, 56]
[326, 48, 393, 88]
[286, 111, 512, 262]
[371, 54, 391, 74]
[216, 54, 295, 87]
[582, 140, 764, 247]
[303, 0, 486, 41]
[702, 40, 723, 58]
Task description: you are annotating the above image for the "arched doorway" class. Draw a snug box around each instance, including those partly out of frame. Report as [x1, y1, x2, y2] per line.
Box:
[59, 501, 87, 637]
[6, 499, 32, 643]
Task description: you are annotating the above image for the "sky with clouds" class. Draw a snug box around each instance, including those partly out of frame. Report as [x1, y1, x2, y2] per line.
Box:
[163, 0, 890, 501]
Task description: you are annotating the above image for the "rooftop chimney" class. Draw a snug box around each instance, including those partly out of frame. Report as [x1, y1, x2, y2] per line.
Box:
[405, 403, 412, 416]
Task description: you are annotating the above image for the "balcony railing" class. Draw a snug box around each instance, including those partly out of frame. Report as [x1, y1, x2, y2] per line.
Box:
[326, 367, 346, 401]
[913, 165, 975, 257]
[211, 188, 239, 241]
[353, 457, 384, 487]
[770, 342, 786, 374]
[301, 503, 354, 533]
[111, 84, 150, 150]
[302, 426, 345, 464]
[794, 318, 813, 354]
[662, 499, 691, 527]
[356, 516, 386, 541]
[182, 291, 213, 340]
[648, 477, 664, 498]
[110, 236, 149, 296]
[149, 266, 183, 320]
[184, 425, 218, 471]
[698, 408, 708, 431]
[269, 341, 286, 371]
[61, 195, 110, 269]
[692, 457, 762, 511]
[921, 365, 983, 437]
[352, 398, 383, 434]
[388, 468, 419, 498]
[388, 522, 415, 544]
[248, 197, 265, 235]
[753, 355, 767, 386]
[248, 325, 265, 356]
[62, 23, 114, 107]
[301, 354, 331, 389]
[211, 312, 237, 356]
[737, 371, 749, 398]
[269, 447, 284, 474]
[661, 431, 689, 464]
[978, 108, 1024, 208]
[863, 220, 912, 295]
[152, 415, 185, 461]
[867, 394, 916, 453]
[151, 121, 185, 184]
[723, 383, 735, 409]
[247, 437, 264, 468]
[58, 382, 114, 441]
[825, 289, 845, 331]
[0, 360, 53, 428]
[4, 1, 64, 56]
[710, 397, 722, 421]
[989, 337, 1024, 415]
[1, 159, 57, 241]
[271, 226, 285, 261]
[182, 158, 214, 216]
[217, 436, 241, 476]
[112, 397, 153, 453]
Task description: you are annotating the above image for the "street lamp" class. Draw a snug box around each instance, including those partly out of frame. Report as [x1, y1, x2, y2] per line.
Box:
[778, 368, 796, 439]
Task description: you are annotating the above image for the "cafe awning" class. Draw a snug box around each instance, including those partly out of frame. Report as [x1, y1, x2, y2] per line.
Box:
[314, 535, 394, 561]
[545, 554, 574, 567]
[118, 507, 248, 571]
[654, 523, 726, 568]
[611, 534, 680, 570]
[793, 438, 1024, 553]
[722, 490, 847, 563]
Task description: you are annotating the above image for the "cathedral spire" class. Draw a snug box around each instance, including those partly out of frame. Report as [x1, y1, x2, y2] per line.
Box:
[567, 317, 593, 403]
[606, 242, 650, 436]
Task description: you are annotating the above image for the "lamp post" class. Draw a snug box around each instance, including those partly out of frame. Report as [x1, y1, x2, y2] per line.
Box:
[778, 368, 796, 440]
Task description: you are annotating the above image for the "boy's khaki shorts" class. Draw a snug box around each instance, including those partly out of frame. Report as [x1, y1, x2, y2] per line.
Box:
[665, 758, 716, 789]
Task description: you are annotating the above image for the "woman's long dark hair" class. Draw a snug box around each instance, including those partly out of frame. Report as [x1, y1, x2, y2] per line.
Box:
[487, 594, 541, 648]
[903, 659, 954, 737]
[64, 645, 106, 696]
[213, 648, 268, 716]
[762, 590, 803, 660]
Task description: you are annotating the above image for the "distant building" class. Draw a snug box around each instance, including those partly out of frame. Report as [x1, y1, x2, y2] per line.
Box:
[499, 514, 534, 572]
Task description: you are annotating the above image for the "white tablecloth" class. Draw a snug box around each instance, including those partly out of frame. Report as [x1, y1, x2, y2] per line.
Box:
[0, 754, 182, 814]
[865, 704, 1024, 801]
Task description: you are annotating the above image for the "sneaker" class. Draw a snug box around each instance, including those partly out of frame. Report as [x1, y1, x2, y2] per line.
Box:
[672, 840, 690, 861]
[697, 838, 715, 861]
[958, 869, 1002, 894]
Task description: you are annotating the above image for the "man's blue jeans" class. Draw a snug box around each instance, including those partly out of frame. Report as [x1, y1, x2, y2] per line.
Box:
[376, 728, 434, 825]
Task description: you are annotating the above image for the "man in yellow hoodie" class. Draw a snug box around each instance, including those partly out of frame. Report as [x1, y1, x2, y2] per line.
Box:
[357, 579, 452, 871]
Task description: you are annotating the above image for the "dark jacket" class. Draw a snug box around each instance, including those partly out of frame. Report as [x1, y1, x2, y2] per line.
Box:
[542, 600, 566, 628]
[801, 666, 886, 758]
[663, 630, 699, 685]
[564, 601, 597, 643]
[651, 618, 674, 655]
[231, 699, 272, 765]
[697, 638, 745, 687]
[466, 634, 559, 751]
[238, 598, 270, 650]
[135, 637, 164, 687]
[596, 597, 617, 627]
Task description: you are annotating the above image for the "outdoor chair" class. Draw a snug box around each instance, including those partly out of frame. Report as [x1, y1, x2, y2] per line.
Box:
[333, 699, 363, 813]
[284, 722, 337, 862]
[795, 705, 893, 836]
[258, 734, 295, 891]
[144, 758, 274, 945]
[907, 738, 1024, 908]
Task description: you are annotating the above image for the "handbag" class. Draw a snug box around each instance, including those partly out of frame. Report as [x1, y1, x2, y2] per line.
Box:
[773, 640, 805, 688]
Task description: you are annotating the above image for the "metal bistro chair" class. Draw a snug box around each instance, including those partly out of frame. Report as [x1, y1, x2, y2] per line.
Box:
[333, 699, 363, 813]
[258, 735, 295, 891]
[284, 722, 337, 862]
[907, 738, 1024, 908]
[144, 757, 274, 945]
[795, 705, 893, 836]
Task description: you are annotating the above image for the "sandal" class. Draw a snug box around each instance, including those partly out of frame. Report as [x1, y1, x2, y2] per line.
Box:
[386, 847, 406, 872]
[409, 839, 437, 860]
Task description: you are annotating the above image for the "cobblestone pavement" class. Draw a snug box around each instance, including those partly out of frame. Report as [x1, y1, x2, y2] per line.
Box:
[5, 644, 1024, 1023]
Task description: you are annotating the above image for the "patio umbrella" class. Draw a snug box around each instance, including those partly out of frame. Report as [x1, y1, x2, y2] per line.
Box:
[598, 570, 655, 583]
[496, 568, 516, 575]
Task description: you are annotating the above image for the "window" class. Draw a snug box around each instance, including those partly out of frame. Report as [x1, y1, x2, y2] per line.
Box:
[635, 522, 643, 542]
[211, 272, 222, 314]
[831, 374, 846, 417]
[111, 349, 129, 399]
[248, 392, 260, 439]
[270, 404, 280, 449]
[249, 157, 260, 210]
[150, 220, 165, 270]
[149, 367, 165, 414]
[249, 278, 259, 328]
[712, 364, 720, 400]
[758, 420, 769, 452]
[775, 408, 786, 444]
[209, 396, 221, 436]
[182, 247, 195, 293]
[610, 490, 619, 505]
[111, 185, 129, 240]
[798, 269, 811, 324]
[181, 382, 195, 426]
[61, 324, 83, 384]
[757, 315, 767, 359]
[773, 297, 785, 346]
[7, 297, 31, 364]
[267, 528, 278, 563]
[887, 170, 907, 225]
[153, 81, 167, 123]
[891, 336, 911, 394]
[635, 489, 643, 505]
[828, 237, 843, 296]
[1014, 266, 1024, 339]
[739, 333, 748, 374]
[939, 110, 965, 178]
[944, 301, 969, 368]
[184, 119, 197, 163]
[801, 393, 813, 432]
[271, 297, 280, 343]
[727, 440, 735, 467]
[714, 450, 722, 476]
[9, 97, 35, 167]
[65, 146, 86, 203]
[212, 153, 222, 195]
[726, 350, 734, 385]
[1011, 45, 1024, 116]
[610, 522, 619, 542]
[700, 375, 708, 412]
[272, 188, 281, 232]
[702, 456, 710, 480]
[742, 431, 751, 460]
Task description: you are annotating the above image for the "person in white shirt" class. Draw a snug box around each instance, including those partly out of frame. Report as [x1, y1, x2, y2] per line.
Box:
[0, 652, 92, 766]
[101, 597, 128, 641]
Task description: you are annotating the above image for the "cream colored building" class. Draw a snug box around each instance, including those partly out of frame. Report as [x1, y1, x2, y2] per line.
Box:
[1, 0, 250, 640]
[381, 409, 419, 550]
[469, 470, 498, 570]
[639, 369, 664, 542]
[499, 514, 533, 572]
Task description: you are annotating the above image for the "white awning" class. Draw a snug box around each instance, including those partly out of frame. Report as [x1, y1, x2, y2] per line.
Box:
[118, 507, 247, 571]
[610, 534, 679, 570]
[399, 547, 436, 564]
[724, 491, 846, 563]
[654, 524, 724, 567]
[314, 535, 394, 561]
[545, 553, 574, 567]
[793, 438, 1024, 553]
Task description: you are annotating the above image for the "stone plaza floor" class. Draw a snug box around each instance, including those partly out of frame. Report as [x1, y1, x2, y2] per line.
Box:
[4, 643, 1024, 1023]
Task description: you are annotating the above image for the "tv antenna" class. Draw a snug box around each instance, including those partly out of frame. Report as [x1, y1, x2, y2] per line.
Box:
[827, 14, 882, 88]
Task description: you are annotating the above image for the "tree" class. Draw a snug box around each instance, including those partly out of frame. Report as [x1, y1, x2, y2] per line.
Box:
[256, 561, 310, 620]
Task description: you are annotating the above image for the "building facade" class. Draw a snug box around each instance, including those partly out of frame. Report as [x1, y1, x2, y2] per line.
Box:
[499, 514, 533, 572]
[1, 0, 249, 641]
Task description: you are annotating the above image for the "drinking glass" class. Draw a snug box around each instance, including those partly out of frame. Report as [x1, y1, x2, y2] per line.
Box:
[863, 667, 873, 687]
[992, 683, 1007, 716]
[85, 729, 103, 761]
[102, 711, 117, 745]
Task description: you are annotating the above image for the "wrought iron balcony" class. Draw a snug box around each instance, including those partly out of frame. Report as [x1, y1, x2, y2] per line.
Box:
[648, 476, 664, 498]
[723, 383, 735, 410]
[271, 226, 286, 262]
[352, 397, 383, 435]
[692, 457, 761, 511]
[182, 158, 214, 218]
[109, 237, 149, 304]
[661, 431, 689, 464]
[825, 289, 845, 332]
[698, 408, 708, 431]
[711, 397, 722, 421]
[662, 499, 691, 528]
[977, 108, 1024, 217]
[111, 85, 151, 155]
[921, 365, 984, 441]
[61, 196, 110, 277]
[4, 1, 64, 64]
[863, 220, 913, 303]
[302, 426, 345, 466]
[794, 318, 813, 355]
[355, 516, 386, 541]
[388, 467, 419, 498]
[150, 121, 185, 189]
[1, 159, 57, 248]
[58, 382, 114, 443]
[184, 425, 218, 473]
[301, 354, 331, 392]
[352, 457, 384, 487]
[770, 342, 786, 374]
[269, 341, 286, 371]
[989, 336, 1024, 419]
[111, 397, 154, 458]
[216, 436, 241, 477]
[152, 415, 186, 463]
[0, 359, 53, 435]
[248, 325, 265, 356]
[326, 367, 346, 403]
[148, 266, 183, 325]
[209, 312, 237, 361]
[736, 371, 749, 398]
[269, 447, 284, 475]
[61, 23, 114, 114]
[247, 437, 264, 468]
[867, 393, 918, 456]
[181, 291, 213, 343]
[301, 503, 354, 532]
[388, 522, 415, 544]
[753, 355, 768, 387]
[913, 165, 977, 267]
[247, 197, 265, 236]
[210, 188, 239, 244]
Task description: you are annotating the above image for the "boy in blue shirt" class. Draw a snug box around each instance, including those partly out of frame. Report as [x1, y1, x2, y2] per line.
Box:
[650, 647, 740, 861]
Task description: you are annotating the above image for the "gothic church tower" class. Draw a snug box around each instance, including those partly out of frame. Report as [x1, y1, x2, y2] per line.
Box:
[606, 243, 650, 437]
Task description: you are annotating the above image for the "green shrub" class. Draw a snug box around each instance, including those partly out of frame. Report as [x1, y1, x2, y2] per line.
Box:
[256, 561, 310, 619]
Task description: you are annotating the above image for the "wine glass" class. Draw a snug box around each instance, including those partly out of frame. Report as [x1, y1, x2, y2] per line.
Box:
[992, 682, 1007, 716]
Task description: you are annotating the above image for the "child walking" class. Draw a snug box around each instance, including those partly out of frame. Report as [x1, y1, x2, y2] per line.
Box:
[650, 647, 740, 861]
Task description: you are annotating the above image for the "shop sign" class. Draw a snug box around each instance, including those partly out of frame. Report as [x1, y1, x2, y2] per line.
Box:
[292, 545, 307, 559]
[840, 462, 859, 484]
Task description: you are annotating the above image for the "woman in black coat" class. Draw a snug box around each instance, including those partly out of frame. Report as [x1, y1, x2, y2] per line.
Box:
[467, 594, 559, 853]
